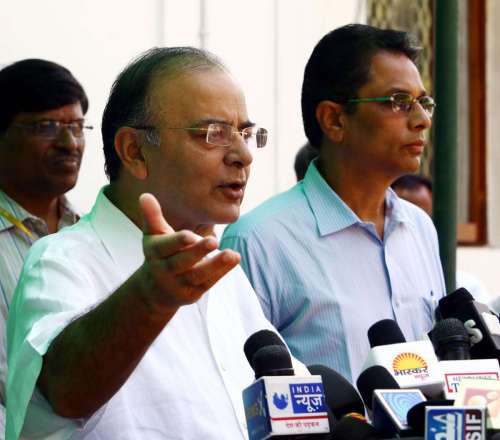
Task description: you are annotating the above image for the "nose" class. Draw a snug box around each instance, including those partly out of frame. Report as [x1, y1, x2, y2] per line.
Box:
[223, 133, 253, 168]
[409, 101, 432, 131]
[54, 126, 81, 150]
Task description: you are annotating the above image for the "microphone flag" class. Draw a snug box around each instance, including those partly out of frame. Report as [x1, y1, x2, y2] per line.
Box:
[242, 375, 330, 440]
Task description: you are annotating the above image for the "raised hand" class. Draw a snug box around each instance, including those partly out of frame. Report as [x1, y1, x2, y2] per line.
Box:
[138, 193, 241, 310]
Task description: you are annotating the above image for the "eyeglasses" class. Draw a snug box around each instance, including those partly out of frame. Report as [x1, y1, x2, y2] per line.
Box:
[347, 92, 436, 117]
[133, 122, 268, 149]
[13, 120, 93, 139]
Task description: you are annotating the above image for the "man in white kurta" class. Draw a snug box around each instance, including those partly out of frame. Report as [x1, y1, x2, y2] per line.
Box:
[7, 189, 274, 439]
[6, 47, 288, 439]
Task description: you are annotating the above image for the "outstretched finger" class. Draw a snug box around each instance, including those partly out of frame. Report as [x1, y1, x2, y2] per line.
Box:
[139, 193, 175, 236]
[181, 249, 241, 289]
[145, 232, 215, 262]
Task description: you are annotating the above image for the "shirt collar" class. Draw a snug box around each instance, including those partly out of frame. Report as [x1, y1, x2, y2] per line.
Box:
[0, 189, 79, 234]
[58, 195, 80, 228]
[0, 189, 35, 231]
[303, 161, 413, 237]
[89, 187, 144, 273]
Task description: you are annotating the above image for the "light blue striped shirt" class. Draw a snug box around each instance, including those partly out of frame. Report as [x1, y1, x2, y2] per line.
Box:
[222, 161, 446, 383]
[0, 189, 77, 438]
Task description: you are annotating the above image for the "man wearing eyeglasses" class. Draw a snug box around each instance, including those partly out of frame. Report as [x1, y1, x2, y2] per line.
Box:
[5, 47, 299, 440]
[0, 59, 88, 437]
[222, 24, 446, 384]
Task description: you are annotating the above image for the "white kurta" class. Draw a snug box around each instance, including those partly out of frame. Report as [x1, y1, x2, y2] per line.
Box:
[6, 189, 280, 440]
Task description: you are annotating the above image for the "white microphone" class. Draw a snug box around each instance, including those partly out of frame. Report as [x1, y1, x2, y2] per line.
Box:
[361, 319, 444, 398]
[242, 338, 330, 439]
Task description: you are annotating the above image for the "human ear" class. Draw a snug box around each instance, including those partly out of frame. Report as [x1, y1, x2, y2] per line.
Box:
[114, 127, 148, 180]
[315, 100, 345, 144]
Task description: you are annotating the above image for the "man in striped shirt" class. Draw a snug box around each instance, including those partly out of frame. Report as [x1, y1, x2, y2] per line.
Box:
[222, 24, 446, 383]
[0, 59, 88, 435]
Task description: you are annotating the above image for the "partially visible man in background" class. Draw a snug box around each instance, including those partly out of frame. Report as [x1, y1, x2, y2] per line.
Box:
[0, 59, 89, 435]
[391, 174, 432, 216]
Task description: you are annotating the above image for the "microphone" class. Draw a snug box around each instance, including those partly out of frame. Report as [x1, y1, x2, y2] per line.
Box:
[308, 364, 392, 440]
[438, 288, 500, 360]
[253, 345, 295, 379]
[405, 399, 454, 436]
[361, 319, 444, 397]
[328, 415, 379, 440]
[242, 333, 330, 439]
[307, 364, 365, 420]
[356, 365, 401, 410]
[429, 318, 500, 399]
[424, 406, 487, 439]
[453, 377, 500, 432]
[368, 319, 406, 347]
[431, 318, 471, 361]
[244, 329, 286, 368]
[357, 365, 426, 437]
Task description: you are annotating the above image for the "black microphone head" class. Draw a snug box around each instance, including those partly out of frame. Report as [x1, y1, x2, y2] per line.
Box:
[438, 288, 474, 318]
[243, 330, 285, 368]
[368, 319, 406, 347]
[308, 364, 365, 420]
[356, 365, 400, 410]
[406, 399, 454, 435]
[431, 318, 471, 360]
[330, 415, 378, 440]
[252, 344, 294, 379]
[434, 304, 443, 321]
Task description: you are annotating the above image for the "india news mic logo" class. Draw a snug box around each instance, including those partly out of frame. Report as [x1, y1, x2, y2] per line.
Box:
[275, 383, 327, 414]
[392, 352, 430, 380]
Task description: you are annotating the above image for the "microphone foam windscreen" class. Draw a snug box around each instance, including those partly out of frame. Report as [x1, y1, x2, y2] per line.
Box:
[243, 329, 284, 367]
[438, 287, 474, 317]
[367, 319, 406, 347]
[356, 365, 399, 410]
[252, 344, 293, 379]
[432, 318, 469, 345]
[330, 415, 378, 440]
[406, 399, 454, 435]
[308, 364, 365, 419]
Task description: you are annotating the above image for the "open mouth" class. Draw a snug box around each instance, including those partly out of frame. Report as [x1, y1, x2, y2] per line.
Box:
[219, 182, 246, 200]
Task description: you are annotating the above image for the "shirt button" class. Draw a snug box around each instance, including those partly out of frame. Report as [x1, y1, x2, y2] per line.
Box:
[220, 363, 227, 371]
[395, 300, 400, 307]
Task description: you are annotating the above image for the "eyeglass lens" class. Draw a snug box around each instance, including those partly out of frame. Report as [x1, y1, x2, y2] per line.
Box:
[36, 121, 88, 138]
[206, 124, 267, 148]
[392, 93, 435, 116]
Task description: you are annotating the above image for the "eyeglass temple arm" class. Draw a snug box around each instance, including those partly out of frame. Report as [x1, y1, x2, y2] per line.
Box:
[347, 97, 392, 103]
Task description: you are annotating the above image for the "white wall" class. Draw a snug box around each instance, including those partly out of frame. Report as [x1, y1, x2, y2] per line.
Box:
[3, 1, 500, 299]
[0, 0, 364, 213]
[0, 0, 165, 210]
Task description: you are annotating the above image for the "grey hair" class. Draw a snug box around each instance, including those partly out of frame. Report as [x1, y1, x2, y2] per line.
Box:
[102, 46, 228, 180]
